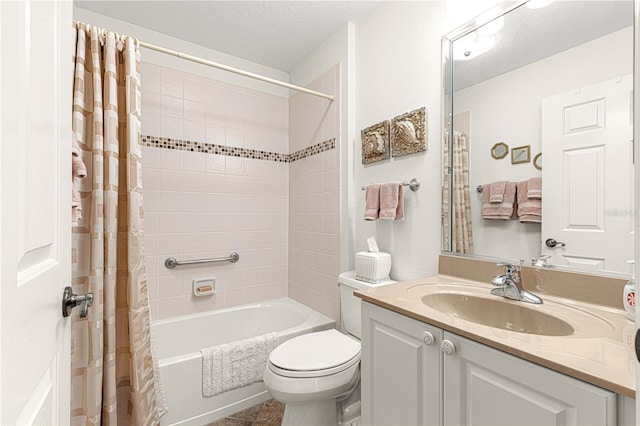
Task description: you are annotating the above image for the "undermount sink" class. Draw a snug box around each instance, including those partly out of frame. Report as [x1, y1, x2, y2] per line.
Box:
[422, 293, 574, 336]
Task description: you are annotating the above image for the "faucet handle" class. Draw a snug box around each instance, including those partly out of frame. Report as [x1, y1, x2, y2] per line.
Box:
[497, 261, 522, 275]
[531, 254, 551, 267]
[491, 274, 508, 287]
[497, 262, 515, 272]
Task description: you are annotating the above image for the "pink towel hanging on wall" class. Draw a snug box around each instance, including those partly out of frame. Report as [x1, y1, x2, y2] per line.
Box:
[379, 181, 405, 220]
[364, 183, 380, 221]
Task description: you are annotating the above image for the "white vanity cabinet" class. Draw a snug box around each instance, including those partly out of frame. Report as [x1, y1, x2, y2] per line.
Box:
[361, 302, 443, 426]
[361, 302, 624, 426]
[442, 331, 616, 425]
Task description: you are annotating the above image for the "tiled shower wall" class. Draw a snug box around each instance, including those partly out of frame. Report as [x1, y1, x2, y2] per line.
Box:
[288, 65, 341, 324]
[140, 62, 341, 322]
[141, 63, 290, 320]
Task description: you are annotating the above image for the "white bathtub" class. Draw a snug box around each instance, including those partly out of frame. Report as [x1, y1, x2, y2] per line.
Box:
[154, 298, 335, 425]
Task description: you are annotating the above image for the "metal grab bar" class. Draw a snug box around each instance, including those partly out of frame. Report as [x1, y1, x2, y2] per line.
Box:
[164, 252, 240, 269]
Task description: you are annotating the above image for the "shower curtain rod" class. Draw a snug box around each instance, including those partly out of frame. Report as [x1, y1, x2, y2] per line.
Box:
[138, 40, 335, 101]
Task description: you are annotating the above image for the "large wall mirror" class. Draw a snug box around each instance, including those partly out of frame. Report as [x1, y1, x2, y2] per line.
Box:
[442, 0, 634, 276]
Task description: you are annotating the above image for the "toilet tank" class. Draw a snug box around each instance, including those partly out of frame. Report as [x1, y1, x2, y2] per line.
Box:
[338, 270, 396, 340]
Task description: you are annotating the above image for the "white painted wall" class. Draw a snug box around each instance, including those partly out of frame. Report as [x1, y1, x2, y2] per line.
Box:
[455, 27, 632, 261]
[353, 2, 460, 281]
[73, 7, 289, 97]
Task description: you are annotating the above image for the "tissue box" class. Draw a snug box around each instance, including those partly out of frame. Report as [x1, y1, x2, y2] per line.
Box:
[356, 252, 392, 283]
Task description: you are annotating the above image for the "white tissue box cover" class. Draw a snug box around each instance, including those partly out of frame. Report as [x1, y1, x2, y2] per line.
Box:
[355, 251, 392, 283]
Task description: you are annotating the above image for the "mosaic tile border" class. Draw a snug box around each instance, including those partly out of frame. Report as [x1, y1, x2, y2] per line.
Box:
[140, 135, 335, 163]
[290, 139, 335, 162]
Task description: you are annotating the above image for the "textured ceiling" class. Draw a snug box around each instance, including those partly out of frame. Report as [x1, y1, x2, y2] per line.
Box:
[452, 1, 633, 90]
[75, 0, 381, 72]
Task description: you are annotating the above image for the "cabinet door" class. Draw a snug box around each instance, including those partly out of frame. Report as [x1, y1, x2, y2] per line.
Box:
[443, 332, 616, 426]
[361, 302, 442, 426]
[618, 395, 636, 426]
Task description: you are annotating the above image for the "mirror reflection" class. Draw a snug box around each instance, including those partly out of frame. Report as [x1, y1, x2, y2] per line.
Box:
[443, 0, 634, 275]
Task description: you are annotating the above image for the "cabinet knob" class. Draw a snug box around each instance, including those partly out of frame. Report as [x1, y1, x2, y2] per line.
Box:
[441, 339, 456, 356]
[423, 331, 435, 346]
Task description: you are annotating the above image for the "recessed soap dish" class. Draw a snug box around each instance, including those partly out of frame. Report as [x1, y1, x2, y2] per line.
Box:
[193, 278, 216, 296]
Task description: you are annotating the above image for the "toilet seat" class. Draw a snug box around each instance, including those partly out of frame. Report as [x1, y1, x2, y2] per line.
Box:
[268, 329, 361, 379]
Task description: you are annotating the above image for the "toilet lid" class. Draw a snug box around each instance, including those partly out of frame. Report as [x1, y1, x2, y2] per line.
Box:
[269, 329, 360, 373]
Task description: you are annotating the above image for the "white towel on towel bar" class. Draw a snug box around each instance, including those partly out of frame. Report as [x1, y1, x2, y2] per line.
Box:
[201, 332, 280, 397]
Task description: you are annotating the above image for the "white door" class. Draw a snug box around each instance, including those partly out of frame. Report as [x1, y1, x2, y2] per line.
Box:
[0, 1, 73, 424]
[542, 76, 634, 274]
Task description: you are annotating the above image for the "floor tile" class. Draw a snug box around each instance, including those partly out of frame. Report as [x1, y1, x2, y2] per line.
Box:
[207, 399, 284, 426]
[208, 418, 252, 426]
[227, 403, 263, 422]
[253, 400, 285, 425]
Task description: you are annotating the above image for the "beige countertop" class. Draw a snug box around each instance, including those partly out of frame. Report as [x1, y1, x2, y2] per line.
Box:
[356, 274, 636, 398]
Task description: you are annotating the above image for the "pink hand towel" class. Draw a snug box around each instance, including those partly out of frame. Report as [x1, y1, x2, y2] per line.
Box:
[364, 183, 380, 221]
[395, 185, 405, 220]
[517, 180, 541, 223]
[72, 183, 82, 226]
[527, 177, 542, 199]
[481, 182, 516, 220]
[379, 182, 404, 220]
[72, 133, 87, 178]
[72, 154, 87, 178]
[71, 132, 87, 226]
[488, 181, 507, 203]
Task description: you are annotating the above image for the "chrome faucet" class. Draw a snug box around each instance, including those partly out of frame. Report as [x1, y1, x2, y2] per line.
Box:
[531, 254, 551, 268]
[491, 261, 543, 304]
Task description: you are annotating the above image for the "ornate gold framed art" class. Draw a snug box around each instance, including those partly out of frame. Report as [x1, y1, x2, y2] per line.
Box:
[391, 107, 427, 157]
[361, 120, 390, 164]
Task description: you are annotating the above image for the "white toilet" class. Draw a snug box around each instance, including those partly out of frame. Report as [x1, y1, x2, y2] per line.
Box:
[263, 271, 396, 426]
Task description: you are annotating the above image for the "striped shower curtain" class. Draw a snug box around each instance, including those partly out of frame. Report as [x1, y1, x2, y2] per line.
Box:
[442, 131, 473, 254]
[70, 22, 166, 425]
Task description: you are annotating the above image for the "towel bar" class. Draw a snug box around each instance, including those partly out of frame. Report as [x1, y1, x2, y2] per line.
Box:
[165, 252, 240, 269]
[361, 178, 421, 192]
[477, 185, 484, 193]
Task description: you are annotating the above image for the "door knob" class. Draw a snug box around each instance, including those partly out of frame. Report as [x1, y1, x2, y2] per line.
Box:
[62, 286, 94, 318]
[545, 238, 566, 248]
